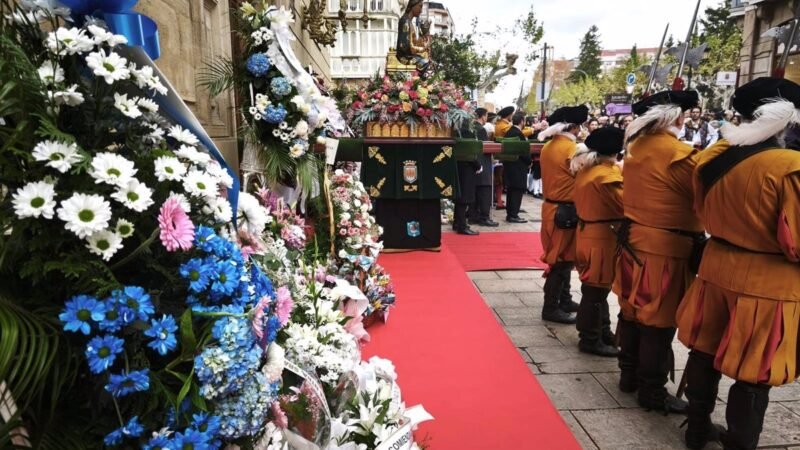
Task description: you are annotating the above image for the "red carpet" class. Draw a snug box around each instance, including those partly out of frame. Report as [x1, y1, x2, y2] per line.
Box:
[442, 232, 547, 271]
[363, 246, 579, 449]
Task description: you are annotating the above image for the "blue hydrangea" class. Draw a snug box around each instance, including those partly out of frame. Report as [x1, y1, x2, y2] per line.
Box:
[195, 333, 262, 400]
[60, 295, 105, 335]
[245, 53, 271, 77]
[270, 77, 291, 98]
[144, 315, 178, 356]
[105, 369, 150, 397]
[85, 335, 124, 374]
[214, 371, 273, 439]
[263, 104, 287, 124]
[212, 315, 256, 352]
[181, 258, 212, 293]
[192, 412, 221, 436]
[104, 416, 144, 447]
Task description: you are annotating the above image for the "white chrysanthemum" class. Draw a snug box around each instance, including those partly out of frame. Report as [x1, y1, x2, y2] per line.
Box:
[113, 92, 142, 119]
[85, 229, 123, 261]
[168, 125, 200, 146]
[183, 170, 218, 199]
[203, 197, 233, 223]
[89, 152, 137, 186]
[153, 156, 186, 182]
[144, 123, 165, 144]
[37, 61, 64, 84]
[57, 193, 112, 238]
[12, 181, 57, 219]
[130, 65, 168, 95]
[289, 142, 305, 159]
[237, 192, 269, 235]
[174, 145, 211, 165]
[279, 121, 288, 130]
[46, 27, 94, 55]
[269, 6, 295, 27]
[115, 218, 135, 238]
[51, 84, 84, 106]
[32, 140, 82, 173]
[272, 129, 281, 137]
[85, 49, 130, 84]
[87, 24, 128, 47]
[136, 97, 158, 113]
[263, 344, 286, 383]
[205, 162, 234, 188]
[111, 179, 154, 212]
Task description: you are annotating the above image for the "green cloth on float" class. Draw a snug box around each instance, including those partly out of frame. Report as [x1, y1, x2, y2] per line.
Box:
[362, 142, 458, 200]
[453, 138, 483, 162]
[495, 138, 531, 162]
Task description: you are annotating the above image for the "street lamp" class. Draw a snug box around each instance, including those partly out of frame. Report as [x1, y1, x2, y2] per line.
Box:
[570, 69, 589, 79]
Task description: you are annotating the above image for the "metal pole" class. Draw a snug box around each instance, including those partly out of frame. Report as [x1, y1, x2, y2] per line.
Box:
[775, 0, 800, 78]
[541, 43, 548, 119]
[646, 24, 670, 96]
[674, 0, 702, 90]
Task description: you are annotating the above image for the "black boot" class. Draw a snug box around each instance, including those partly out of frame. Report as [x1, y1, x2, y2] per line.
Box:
[684, 350, 723, 449]
[542, 262, 576, 324]
[617, 317, 640, 393]
[558, 263, 579, 313]
[722, 382, 771, 450]
[601, 299, 615, 346]
[577, 285, 619, 357]
[637, 325, 687, 414]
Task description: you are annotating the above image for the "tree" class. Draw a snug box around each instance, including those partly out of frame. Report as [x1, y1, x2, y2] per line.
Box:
[514, 5, 545, 63]
[550, 77, 603, 109]
[569, 25, 603, 82]
[630, 44, 640, 68]
[430, 25, 492, 90]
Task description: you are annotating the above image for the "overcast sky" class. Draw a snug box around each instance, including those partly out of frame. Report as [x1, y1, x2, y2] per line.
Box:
[443, 0, 722, 106]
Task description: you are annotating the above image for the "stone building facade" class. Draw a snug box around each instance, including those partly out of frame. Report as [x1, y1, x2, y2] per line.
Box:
[732, 0, 799, 84]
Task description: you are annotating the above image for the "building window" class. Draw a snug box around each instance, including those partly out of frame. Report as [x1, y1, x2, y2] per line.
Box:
[370, 0, 384, 11]
[785, 53, 800, 85]
[348, 0, 359, 12]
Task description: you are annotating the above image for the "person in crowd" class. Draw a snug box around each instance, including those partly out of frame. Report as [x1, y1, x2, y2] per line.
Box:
[676, 77, 800, 450]
[587, 118, 600, 133]
[536, 105, 589, 324]
[598, 115, 610, 128]
[570, 127, 625, 357]
[615, 90, 703, 414]
[493, 106, 515, 211]
[680, 106, 719, 150]
[731, 114, 741, 126]
[620, 115, 634, 130]
[484, 112, 497, 139]
[494, 106, 514, 139]
[502, 111, 532, 224]
[528, 150, 543, 199]
[467, 108, 499, 228]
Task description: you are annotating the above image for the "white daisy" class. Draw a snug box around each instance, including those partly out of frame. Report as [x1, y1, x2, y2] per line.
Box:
[279, 121, 289, 130]
[289, 142, 305, 159]
[115, 219, 135, 238]
[203, 197, 233, 223]
[248, 106, 258, 116]
[294, 120, 309, 138]
[153, 156, 186, 182]
[136, 97, 158, 113]
[32, 140, 82, 173]
[85, 49, 130, 85]
[87, 24, 128, 47]
[168, 192, 192, 213]
[253, 113, 262, 121]
[183, 170, 218, 199]
[129, 65, 168, 95]
[111, 179, 154, 212]
[174, 145, 211, 166]
[89, 152, 137, 186]
[272, 129, 281, 137]
[11, 181, 57, 219]
[113, 93, 142, 119]
[205, 162, 234, 189]
[57, 193, 112, 238]
[168, 125, 200, 146]
[143, 123, 165, 145]
[37, 61, 64, 84]
[237, 192, 269, 235]
[85, 229, 123, 261]
[46, 27, 95, 55]
[51, 84, 84, 106]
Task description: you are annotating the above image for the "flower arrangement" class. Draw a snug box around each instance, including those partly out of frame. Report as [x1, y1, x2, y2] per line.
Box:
[343, 71, 473, 136]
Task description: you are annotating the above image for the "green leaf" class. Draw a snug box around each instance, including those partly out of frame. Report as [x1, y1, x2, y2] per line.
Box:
[176, 368, 194, 412]
[179, 308, 196, 355]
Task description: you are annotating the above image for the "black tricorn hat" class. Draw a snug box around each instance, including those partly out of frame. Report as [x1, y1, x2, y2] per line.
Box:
[632, 90, 699, 116]
[497, 106, 515, 118]
[548, 105, 589, 125]
[732, 77, 800, 120]
[585, 127, 625, 156]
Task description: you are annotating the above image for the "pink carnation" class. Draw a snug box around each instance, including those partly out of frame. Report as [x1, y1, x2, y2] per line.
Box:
[270, 401, 288, 429]
[276, 286, 294, 326]
[251, 295, 272, 341]
[158, 197, 195, 252]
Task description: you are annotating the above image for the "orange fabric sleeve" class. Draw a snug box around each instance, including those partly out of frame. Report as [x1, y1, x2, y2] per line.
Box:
[778, 172, 800, 263]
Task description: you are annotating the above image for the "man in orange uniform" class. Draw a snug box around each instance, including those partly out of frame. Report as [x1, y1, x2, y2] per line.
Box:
[571, 127, 625, 356]
[676, 78, 800, 450]
[616, 90, 702, 413]
[536, 105, 589, 324]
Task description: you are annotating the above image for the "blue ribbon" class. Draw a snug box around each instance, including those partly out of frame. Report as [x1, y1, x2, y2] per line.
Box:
[58, 0, 160, 60]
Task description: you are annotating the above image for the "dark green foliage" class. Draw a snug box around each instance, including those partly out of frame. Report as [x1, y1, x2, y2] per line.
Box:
[569, 25, 603, 82]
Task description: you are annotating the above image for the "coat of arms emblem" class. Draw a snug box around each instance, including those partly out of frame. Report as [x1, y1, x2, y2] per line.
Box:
[403, 160, 418, 184]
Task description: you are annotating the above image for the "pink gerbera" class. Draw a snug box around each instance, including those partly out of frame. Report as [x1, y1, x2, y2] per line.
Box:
[275, 286, 294, 327]
[237, 228, 265, 259]
[270, 401, 288, 429]
[158, 197, 195, 252]
[251, 295, 272, 341]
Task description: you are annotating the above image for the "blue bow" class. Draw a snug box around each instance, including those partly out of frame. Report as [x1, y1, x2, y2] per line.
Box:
[58, 0, 160, 60]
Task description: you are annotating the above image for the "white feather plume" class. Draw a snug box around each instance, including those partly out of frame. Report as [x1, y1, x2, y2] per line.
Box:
[569, 143, 616, 176]
[721, 99, 800, 146]
[624, 104, 683, 145]
[538, 122, 568, 141]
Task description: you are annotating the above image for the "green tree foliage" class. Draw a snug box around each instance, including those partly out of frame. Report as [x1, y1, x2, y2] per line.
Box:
[515, 5, 545, 63]
[430, 30, 490, 90]
[550, 77, 603, 108]
[569, 25, 603, 82]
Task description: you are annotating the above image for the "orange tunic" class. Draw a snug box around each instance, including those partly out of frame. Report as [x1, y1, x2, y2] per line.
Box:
[614, 131, 701, 327]
[539, 134, 577, 265]
[495, 119, 512, 138]
[676, 140, 800, 386]
[574, 162, 624, 288]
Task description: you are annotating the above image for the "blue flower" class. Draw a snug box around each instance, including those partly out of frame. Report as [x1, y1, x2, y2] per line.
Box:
[210, 261, 239, 297]
[144, 315, 178, 356]
[181, 258, 212, 293]
[59, 295, 105, 335]
[85, 335, 124, 374]
[143, 435, 171, 450]
[105, 416, 145, 446]
[173, 428, 210, 450]
[265, 315, 281, 345]
[104, 428, 124, 447]
[195, 226, 217, 252]
[270, 77, 291, 98]
[246, 53, 272, 77]
[98, 296, 124, 332]
[115, 286, 154, 323]
[104, 369, 150, 397]
[263, 104, 287, 124]
[192, 412, 221, 436]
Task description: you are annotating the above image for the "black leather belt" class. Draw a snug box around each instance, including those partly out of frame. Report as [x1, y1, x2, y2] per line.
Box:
[544, 199, 574, 205]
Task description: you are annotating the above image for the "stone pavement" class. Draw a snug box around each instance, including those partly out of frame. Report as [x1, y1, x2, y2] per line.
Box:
[467, 271, 800, 450]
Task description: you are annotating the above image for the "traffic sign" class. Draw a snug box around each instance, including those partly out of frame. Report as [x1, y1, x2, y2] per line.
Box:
[626, 73, 636, 86]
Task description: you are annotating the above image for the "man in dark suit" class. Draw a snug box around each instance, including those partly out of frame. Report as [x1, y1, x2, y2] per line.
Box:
[467, 108, 499, 227]
[503, 111, 532, 223]
[453, 117, 483, 235]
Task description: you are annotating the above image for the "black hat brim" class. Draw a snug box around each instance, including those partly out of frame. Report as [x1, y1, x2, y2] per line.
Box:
[549, 105, 589, 125]
[585, 127, 625, 156]
[732, 77, 800, 120]
[632, 91, 699, 116]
